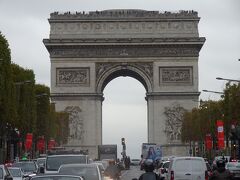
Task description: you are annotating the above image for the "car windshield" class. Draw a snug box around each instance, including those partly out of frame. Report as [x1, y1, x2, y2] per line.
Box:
[46, 156, 87, 171]
[59, 166, 98, 180]
[0, 168, 3, 179]
[32, 176, 80, 180]
[13, 162, 37, 173]
[9, 169, 21, 177]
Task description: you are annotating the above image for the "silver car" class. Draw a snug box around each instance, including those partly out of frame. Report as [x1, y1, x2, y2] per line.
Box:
[58, 164, 102, 180]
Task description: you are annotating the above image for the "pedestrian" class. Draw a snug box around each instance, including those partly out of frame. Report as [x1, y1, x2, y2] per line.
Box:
[139, 159, 161, 180]
[209, 159, 233, 180]
[140, 154, 145, 170]
[126, 156, 131, 169]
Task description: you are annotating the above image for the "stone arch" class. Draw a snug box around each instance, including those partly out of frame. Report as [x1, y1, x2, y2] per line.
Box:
[96, 63, 153, 93]
[44, 9, 205, 158]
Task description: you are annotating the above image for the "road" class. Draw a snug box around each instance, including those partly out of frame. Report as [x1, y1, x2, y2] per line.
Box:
[121, 166, 143, 180]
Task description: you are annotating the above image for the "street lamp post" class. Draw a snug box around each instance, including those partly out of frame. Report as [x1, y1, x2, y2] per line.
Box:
[216, 77, 240, 83]
[202, 89, 224, 94]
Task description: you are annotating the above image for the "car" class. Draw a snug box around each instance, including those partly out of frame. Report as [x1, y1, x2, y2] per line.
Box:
[158, 161, 170, 180]
[45, 154, 89, 174]
[225, 162, 240, 179]
[92, 162, 105, 176]
[8, 167, 25, 180]
[130, 159, 141, 166]
[30, 174, 83, 180]
[12, 161, 38, 177]
[0, 164, 13, 180]
[94, 161, 108, 170]
[166, 157, 208, 180]
[58, 163, 102, 180]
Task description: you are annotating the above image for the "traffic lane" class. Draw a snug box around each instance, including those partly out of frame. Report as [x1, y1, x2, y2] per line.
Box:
[121, 165, 143, 180]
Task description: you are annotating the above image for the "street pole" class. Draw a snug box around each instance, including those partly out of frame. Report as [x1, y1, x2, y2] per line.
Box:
[216, 77, 240, 83]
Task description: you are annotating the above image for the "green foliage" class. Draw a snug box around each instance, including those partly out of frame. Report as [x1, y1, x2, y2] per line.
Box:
[35, 84, 50, 139]
[181, 100, 223, 142]
[11, 63, 36, 136]
[0, 32, 17, 134]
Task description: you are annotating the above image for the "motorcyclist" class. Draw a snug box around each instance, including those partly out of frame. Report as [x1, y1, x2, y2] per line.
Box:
[210, 159, 233, 180]
[139, 159, 161, 180]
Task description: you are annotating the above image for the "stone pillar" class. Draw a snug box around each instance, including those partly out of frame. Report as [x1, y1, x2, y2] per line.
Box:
[146, 92, 199, 156]
[52, 93, 103, 159]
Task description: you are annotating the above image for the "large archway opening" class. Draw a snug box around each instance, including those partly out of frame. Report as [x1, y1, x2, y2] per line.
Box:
[102, 77, 147, 159]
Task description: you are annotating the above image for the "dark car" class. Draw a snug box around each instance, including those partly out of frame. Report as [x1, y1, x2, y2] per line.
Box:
[0, 164, 13, 180]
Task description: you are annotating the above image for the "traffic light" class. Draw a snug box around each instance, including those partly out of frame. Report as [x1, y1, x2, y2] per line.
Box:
[121, 138, 125, 145]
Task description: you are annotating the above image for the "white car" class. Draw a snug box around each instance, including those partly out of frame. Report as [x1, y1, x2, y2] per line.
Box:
[166, 157, 207, 180]
[58, 163, 102, 180]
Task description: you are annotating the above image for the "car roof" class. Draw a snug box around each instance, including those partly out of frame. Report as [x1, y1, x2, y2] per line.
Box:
[60, 163, 97, 168]
[47, 154, 87, 157]
[8, 167, 22, 170]
[171, 157, 205, 162]
[32, 174, 83, 179]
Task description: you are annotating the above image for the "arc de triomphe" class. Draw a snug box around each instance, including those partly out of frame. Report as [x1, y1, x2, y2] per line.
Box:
[43, 9, 205, 158]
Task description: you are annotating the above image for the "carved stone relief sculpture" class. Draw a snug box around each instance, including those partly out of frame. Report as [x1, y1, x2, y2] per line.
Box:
[65, 106, 84, 143]
[164, 104, 187, 141]
[56, 68, 90, 86]
[96, 62, 153, 84]
[159, 67, 193, 85]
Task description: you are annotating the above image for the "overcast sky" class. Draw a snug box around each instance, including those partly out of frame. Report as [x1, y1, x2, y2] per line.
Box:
[0, 0, 240, 158]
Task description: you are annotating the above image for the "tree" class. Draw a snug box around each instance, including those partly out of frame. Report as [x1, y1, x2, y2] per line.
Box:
[222, 82, 240, 148]
[181, 100, 223, 143]
[0, 32, 17, 133]
[11, 63, 36, 136]
[34, 84, 50, 140]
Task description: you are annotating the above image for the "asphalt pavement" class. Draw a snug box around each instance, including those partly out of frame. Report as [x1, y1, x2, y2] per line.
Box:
[121, 165, 143, 180]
